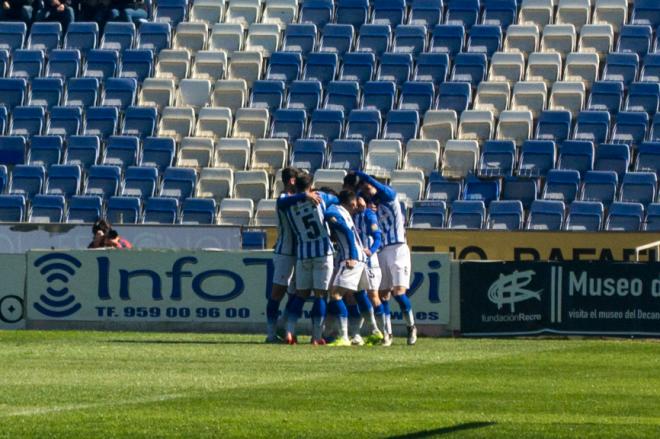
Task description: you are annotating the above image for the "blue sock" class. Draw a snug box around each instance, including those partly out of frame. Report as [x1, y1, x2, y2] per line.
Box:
[286, 295, 305, 334]
[311, 297, 326, 341]
[347, 304, 361, 319]
[266, 298, 280, 324]
[382, 300, 391, 316]
[394, 294, 415, 327]
[355, 290, 372, 313]
[374, 303, 383, 317]
[329, 299, 349, 339]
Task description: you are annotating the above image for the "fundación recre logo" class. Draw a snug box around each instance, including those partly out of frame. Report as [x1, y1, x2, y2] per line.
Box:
[33, 253, 83, 318]
[487, 270, 542, 313]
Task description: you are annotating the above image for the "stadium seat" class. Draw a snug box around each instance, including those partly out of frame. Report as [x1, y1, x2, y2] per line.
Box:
[46, 49, 80, 80]
[426, 173, 462, 202]
[320, 24, 354, 56]
[573, 111, 610, 145]
[346, 109, 381, 144]
[420, 110, 457, 145]
[47, 106, 82, 137]
[404, 139, 441, 176]
[511, 81, 547, 119]
[0, 21, 26, 52]
[119, 49, 154, 82]
[212, 79, 248, 114]
[383, 110, 419, 145]
[160, 167, 197, 201]
[154, 0, 188, 26]
[463, 175, 500, 206]
[84, 106, 119, 140]
[232, 108, 269, 143]
[631, 0, 660, 28]
[197, 167, 234, 202]
[300, 0, 333, 29]
[445, 0, 480, 30]
[262, 0, 297, 28]
[619, 172, 657, 206]
[10, 106, 45, 138]
[10, 49, 44, 79]
[414, 53, 450, 85]
[487, 200, 524, 230]
[233, 170, 269, 202]
[29, 194, 65, 223]
[28, 22, 61, 52]
[458, 110, 495, 144]
[158, 106, 195, 142]
[245, 23, 282, 58]
[65, 78, 99, 107]
[535, 110, 572, 143]
[29, 78, 63, 108]
[181, 198, 217, 225]
[141, 137, 176, 171]
[266, 52, 302, 83]
[209, 23, 244, 55]
[103, 136, 139, 169]
[467, 25, 502, 59]
[409, 200, 447, 229]
[399, 81, 434, 114]
[410, 0, 443, 28]
[430, 25, 464, 58]
[313, 169, 346, 194]
[372, 0, 406, 27]
[84, 165, 121, 199]
[503, 25, 539, 57]
[451, 53, 488, 87]
[339, 52, 376, 85]
[218, 198, 254, 226]
[624, 82, 660, 114]
[122, 166, 158, 199]
[557, 141, 594, 175]
[139, 78, 175, 111]
[605, 202, 644, 231]
[474, 81, 510, 117]
[283, 24, 317, 55]
[526, 199, 565, 230]
[543, 169, 581, 202]
[226, 0, 263, 26]
[29, 136, 63, 168]
[580, 170, 618, 207]
[250, 80, 285, 111]
[121, 107, 157, 140]
[270, 109, 306, 143]
[617, 25, 652, 58]
[540, 24, 576, 59]
[549, 81, 585, 117]
[45, 164, 81, 198]
[101, 22, 135, 52]
[303, 52, 338, 86]
[564, 201, 604, 231]
[177, 137, 213, 169]
[644, 203, 660, 231]
[448, 200, 486, 229]
[101, 78, 137, 110]
[587, 81, 623, 113]
[253, 198, 276, 226]
[594, 143, 630, 177]
[610, 111, 649, 149]
[173, 22, 208, 55]
[291, 139, 326, 173]
[138, 22, 172, 53]
[252, 138, 288, 171]
[194, 108, 232, 142]
[10, 164, 44, 198]
[365, 139, 402, 176]
[176, 78, 211, 110]
[501, 176, 538, 209]
[496, 110, 533, 146]
[478, 140, 515, 177]
[518, 0, 553, 28]
[190, 0, 224, 26]
[526, 52, 562, 85]
[335, 0, 369, 28]
[65, 135, 100, 170]
[441, 140, 478, 178]
[593, 0, 627, 34]
[155, 49, 190, 84]
[0, 194, 25, 222]
[376, 52, 412, 86]
[143, 197, 179, 224]
[437, 82, 472, 115]
[287, 80, 323, 112]
[214, 138, 250, 170]
[564, 53, 601, 90]
[602, 53, 639, 85]
[64, 22, 98, 54]
[308, 109, 344, 141]
[635, 142, 660, 173]
[518, 140, 556, 177]
[556, 0, 590, 32]
[640, 54, 660, 82]
[327, 139, 364, 170]
[394, 25, 426, 57]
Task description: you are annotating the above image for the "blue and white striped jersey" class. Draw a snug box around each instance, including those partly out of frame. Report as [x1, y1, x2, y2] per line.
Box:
[356, 172, 407, 246]
[273, 192, 296, 256]
[326, 205, 367, 263]
[277, 191, 338, 260]
[354, 207, 383, 266]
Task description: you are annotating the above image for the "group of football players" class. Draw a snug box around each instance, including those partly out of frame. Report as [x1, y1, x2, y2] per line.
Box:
[265, 167, 416, 347]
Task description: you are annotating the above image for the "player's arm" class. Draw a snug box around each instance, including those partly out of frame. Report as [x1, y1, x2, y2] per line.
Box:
[276, 192, 320, 209]
[326, 212, 359, 265]
[365, 209, 382, 255]
[355, 171, 397, 202]
[320, 191, 339, 207]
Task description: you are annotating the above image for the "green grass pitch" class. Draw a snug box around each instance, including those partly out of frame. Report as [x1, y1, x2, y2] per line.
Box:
[1, 331, 660, 438]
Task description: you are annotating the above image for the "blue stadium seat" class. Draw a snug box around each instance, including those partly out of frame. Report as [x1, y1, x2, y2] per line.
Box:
[335, 0, 369, 28]
[101, 22, 136, 52]
[644, 203, 660, 231]
[120, 49, 154, 82]
[320, 24, 354, 56]
[66, 195, 102, 223]
[308, 109, 344, 141]
[409, 0, 443, 29]
[606, 202, 644, 231]
[482, 0, 516, 27]
[611, 111, 649, 148]
[635, 142, 660, 173]
[543, 169, 581, 203]
[346, 109, 381, 143]
[0, 107, 8, 135]
[580, 170, 618, 207]
[409, 200, 446, 228]
[101, 78, 137, 109]
[65, 135, 100, 170]
[641, 53, 660, 82]
[652, 114, 660, 141]
[573, 111, 610, 144]
[160, 167, 197, 201]
[467, 25, 502, 58]
[625, 82, 660, 114]
[10, 164, 44, 198]
[84, 165, 121, 199]
[107, 195, 141, 223]
[426, 172, 462, 202]
[291, 139, 326, 172]
[463, 175, 500, 206]
[324, 80, 359, 113]
[394, 25, 426, 57]
[29, 194, 65, 223]
[587, 81, 623, 114]
[27, 22, 61, 52]
[501, 176, 538, 209]
[0, 163, 8, 191]
[558, 140, 594, 176]
[414, 52, 450, 85]
[84, 106, 119, 139]
[10, 49, 44, 79]
[299, 0, 333, 30]
[431, 25, 465, 57]
[526, 199, 565, 230]
[10, 106, 45, 138]
[287, 80, 322, 112]
[271, 109, 307, 143]
[594, 143, 630, 178]
[45, 164, 81, 197]
[122, 166, 159, 199]
[303, 52, 338, 85]
[121, 106, 157, 139]
[0, 49, 9, 77]
[64, 22, 99, 54]
[283, 24, 317, 55]
[0, 21, 26, 52]
[339, 52, 376, 85]
[437, 82, 471, 114]
[383, 110, 420, 144]
[328, 139, 364, 169]
[83, 49, 119, 81]
[619, 171, 657, 206]
[450, 52, 488, 87]
[373, 0, 406, 27]
[143, 196, 179, 224]
[181, 197, 217, 224]
[617, 25, 653, 57]
[154, 0, 188, 25]
[266, 52, 302, 83]
[104, 136, 139, 168]
[448, 200, 486, 229]
[487, 199, 524, 230]
[29, 77, 63, 108]
[137, 22, 172, 53]
[362, 80, 396, 115]
[535, 110, 572, 143]
[631, 0, 660, 29]
[445, 0, 480, 30]
[250, 80, 285, 111]
[355, 24, 391, 57]
[0, 136, 25, 165]
[65, 78, 99, 107]
[46, 49, 80, 80]
[478, 140, 515, 177]
[602, 53, 639, 85]
[376, 52, 412, 86]
[29, 136, 63, 167]
[47, 106, 82, 137]
[0, 194, 25, 222]
[141, 137, 176, 171]
[399, 81, 434, 113]
[242, 230, 266, 249]
[565, 201, 604, 231]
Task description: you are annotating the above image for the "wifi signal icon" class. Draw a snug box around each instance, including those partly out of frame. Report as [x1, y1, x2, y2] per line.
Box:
[33, 253, 82, 318]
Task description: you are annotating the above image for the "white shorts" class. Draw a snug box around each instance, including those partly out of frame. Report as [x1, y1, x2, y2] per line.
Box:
[378, 243, 411, 290]
[296, 255, 334, 292]
[365, 265, 382, 291]
[333, 261, 369, 291]
[272, 254, 295, 287]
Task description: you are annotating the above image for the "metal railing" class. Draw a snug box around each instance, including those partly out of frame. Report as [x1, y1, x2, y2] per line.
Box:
[635, 240, 660, 262]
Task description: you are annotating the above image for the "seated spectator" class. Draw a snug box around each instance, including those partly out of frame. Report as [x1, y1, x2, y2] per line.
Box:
[0, 0, 35, 23]
[78, 0, 113, 27]
[88, 219, 111, 249]
[104, 229, 133, 249]
[111, 0, 148, 25]
[35, 0, 74, 32]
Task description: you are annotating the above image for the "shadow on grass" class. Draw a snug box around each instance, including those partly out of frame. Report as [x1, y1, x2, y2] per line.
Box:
[386, 422, 496, 438]
[105, 339, 264, 346]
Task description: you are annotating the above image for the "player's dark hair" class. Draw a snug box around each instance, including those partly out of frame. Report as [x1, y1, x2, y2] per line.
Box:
[338, 190, 357, 205]
[92, 219, 111, 235]
[295, 173, 313, 192]
[281, 167, 299, 184]
[343, 172, 359, 189]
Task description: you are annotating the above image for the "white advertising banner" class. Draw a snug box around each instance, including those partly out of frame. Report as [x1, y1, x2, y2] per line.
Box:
[0, 254, 26, 329]
[25, 250, 451, 327]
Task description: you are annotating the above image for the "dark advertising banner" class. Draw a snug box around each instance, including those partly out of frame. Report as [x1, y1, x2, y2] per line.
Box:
[461, 261, 660, 336]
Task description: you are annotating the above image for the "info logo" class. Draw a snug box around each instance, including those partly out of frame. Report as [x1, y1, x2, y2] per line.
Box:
[487, 270, 542, 313]
[32, 253, 83, 318]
